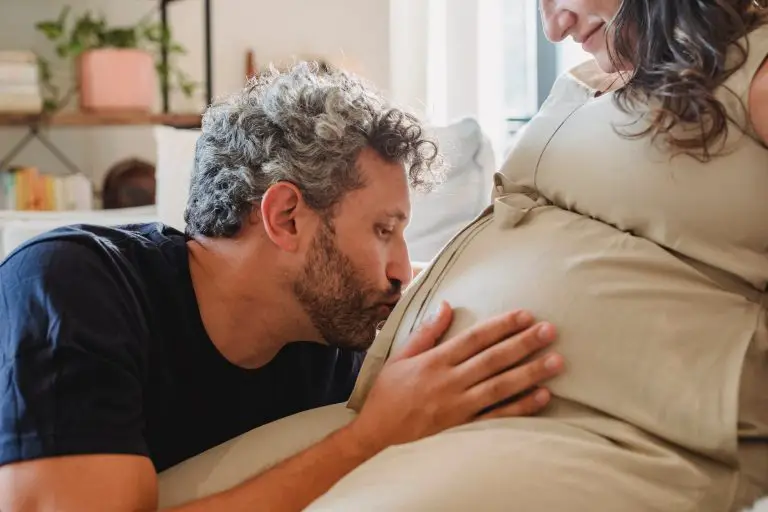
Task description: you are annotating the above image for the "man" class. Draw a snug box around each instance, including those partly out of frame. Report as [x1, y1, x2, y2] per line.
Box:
[0, 63, 564, 511]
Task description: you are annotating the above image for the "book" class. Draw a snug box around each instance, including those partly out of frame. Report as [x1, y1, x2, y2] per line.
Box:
[0, 84, 41, 96]
[0, 63, 39, 86]
[0, 51, 37, 64]
[0, 93, 42, 113]
[0, 51, 42, 113]
[0, 167, 93, 211]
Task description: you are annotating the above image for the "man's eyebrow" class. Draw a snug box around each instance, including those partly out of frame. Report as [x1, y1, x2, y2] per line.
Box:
[384, 209, 408, 222]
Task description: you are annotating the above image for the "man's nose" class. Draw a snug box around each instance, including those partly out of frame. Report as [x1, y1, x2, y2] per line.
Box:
[387, 240, 412, 291]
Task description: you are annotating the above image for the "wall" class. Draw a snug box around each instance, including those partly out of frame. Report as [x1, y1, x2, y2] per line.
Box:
[0, 0, 392, 195]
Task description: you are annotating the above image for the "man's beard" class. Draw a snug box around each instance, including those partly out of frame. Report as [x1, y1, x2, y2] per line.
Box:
[292, 221, 400, 351]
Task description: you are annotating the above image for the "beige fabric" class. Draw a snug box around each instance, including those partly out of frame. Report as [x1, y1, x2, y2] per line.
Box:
[156, 404, 355, 508]
[308, 402, 737, 512]
[342, 25, 768, 511]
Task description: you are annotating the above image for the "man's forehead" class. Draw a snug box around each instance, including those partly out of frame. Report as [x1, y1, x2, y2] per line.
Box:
[350, 149, 411, 213]
[355, 147, 407, 176]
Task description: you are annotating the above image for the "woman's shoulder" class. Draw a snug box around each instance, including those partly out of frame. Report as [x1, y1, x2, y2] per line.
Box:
[562, 59, 629, 94]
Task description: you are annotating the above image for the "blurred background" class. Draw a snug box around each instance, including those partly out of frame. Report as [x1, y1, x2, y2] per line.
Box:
[0, 0, 590, 214]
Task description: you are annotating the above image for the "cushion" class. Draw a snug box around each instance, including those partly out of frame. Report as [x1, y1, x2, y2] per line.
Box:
[156, 403, 356, 508]
[406, 117, 495, 262]
[153, 126, 201, 231]
[0, 206, 157, 259]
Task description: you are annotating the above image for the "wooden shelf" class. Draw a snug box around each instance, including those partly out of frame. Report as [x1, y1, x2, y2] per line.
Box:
[0, 111, 202, 128]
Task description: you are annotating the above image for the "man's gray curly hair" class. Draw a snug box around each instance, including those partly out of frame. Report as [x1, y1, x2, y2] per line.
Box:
[184, 62, 443, 237]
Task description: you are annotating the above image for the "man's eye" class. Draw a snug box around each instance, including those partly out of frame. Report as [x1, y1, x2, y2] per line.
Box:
[376, 225, 394, 238]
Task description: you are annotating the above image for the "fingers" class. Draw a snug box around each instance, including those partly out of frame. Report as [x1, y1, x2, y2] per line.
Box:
[475, 388, 551, 421]
[434, 310, 536, 366]
[455, 322, 557, 388]
[462, 351, 565, 414]
[391, 301, 454, 361]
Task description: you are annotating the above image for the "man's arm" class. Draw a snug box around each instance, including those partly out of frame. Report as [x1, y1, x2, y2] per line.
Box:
[0, 304, 563, 512]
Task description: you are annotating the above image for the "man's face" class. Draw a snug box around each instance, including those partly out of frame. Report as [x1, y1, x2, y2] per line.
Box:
[539, 0, 629, 73]
[292, 148, 412, 351]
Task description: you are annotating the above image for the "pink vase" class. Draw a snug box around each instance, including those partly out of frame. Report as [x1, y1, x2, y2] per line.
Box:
[78, 48, 156, 112]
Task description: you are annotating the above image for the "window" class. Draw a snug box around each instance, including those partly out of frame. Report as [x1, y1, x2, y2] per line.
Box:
[401, 0, 596, 158]
[502, 0, 539, 120]
[502, 0, 592, 121]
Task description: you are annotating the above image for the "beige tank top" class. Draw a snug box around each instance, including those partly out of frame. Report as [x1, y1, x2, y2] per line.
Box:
[350, 25, 768, 466]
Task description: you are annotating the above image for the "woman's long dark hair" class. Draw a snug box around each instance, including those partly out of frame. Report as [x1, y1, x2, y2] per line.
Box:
[609, 0, 768, 159]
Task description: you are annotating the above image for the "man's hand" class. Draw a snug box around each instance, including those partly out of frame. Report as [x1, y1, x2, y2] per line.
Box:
[348, 301, 563, 452]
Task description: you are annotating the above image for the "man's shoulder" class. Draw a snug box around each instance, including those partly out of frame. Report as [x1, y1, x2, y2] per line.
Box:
[1, 222, 186, 275]
[0, 222, 190, 338]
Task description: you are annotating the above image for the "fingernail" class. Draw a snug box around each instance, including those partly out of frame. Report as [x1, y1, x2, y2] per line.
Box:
[544, 354, 562, 370]
[516, 311, 533, 325]
[537, 323, 555, 341]
[425, 301, 447, 324]
[534, 389, 550, 404]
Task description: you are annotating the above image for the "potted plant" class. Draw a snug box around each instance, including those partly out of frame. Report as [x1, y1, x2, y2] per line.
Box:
[35, 7, 196, 113]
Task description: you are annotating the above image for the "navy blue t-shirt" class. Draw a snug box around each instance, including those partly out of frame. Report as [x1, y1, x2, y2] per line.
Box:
[0, 223, 363, 472]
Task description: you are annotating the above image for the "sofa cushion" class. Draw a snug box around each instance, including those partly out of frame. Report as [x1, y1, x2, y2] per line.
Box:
[0, 206, 157, 259]
[157, 403, 355, 508]
[154, 126, 201, 231]
[407, 118, 495, 262]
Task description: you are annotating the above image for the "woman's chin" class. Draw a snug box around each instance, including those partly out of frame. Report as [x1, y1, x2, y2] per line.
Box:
[594, 53, 619, 74]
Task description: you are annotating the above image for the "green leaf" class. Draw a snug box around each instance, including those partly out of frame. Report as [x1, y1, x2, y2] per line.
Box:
[55, 43, 69, 58]
[69, 11, 102, 52]
[142, 23, 162, 44]
[103, 28, 137, 48]
[36, 21, 63, 41]
[180, 81, 196, 97]
[36, 56, 52, 82]
[175, 70, 198, 98]
[68, 41, 84, 57]
[42, 98, 59, 113]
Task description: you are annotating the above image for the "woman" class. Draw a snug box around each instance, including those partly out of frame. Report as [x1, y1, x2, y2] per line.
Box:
[314, 1, 768, 510]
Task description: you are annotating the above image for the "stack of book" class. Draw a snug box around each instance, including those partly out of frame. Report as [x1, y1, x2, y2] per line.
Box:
[0, 51, 42, 113]
[0, 167, 93, 211]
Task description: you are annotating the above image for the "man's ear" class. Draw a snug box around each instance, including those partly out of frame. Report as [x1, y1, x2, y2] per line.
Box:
[254, 182, 311, 252]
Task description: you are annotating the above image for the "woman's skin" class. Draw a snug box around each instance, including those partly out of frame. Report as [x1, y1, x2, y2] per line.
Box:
[538, 0, 768, 142]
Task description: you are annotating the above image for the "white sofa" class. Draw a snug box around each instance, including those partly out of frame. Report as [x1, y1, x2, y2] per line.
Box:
[0, 206, 158, 260]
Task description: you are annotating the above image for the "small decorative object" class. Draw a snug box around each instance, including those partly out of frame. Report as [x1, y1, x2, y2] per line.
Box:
[0, 51, 43, 113]
[34, 6, 197, 113]
[101, 158, 156, 209]
[78, 48, 155, 112]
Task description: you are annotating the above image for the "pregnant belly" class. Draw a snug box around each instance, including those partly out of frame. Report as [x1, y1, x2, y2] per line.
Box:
[387, 203, 759, 462]
[307, 418, 735, 512]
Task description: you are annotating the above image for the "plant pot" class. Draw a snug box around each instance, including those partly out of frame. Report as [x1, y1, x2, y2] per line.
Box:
[78, 48, 156, 112]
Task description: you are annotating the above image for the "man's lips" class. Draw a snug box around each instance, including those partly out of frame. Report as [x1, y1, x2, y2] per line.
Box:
[375, 299, 399, 319]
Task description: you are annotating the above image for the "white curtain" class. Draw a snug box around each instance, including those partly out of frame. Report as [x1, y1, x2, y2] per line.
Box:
[388, 0, 592, 161]
[389, 0, 537, 162]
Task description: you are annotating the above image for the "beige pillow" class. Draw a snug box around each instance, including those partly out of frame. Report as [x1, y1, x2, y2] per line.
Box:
[157, 403, 356, 508]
